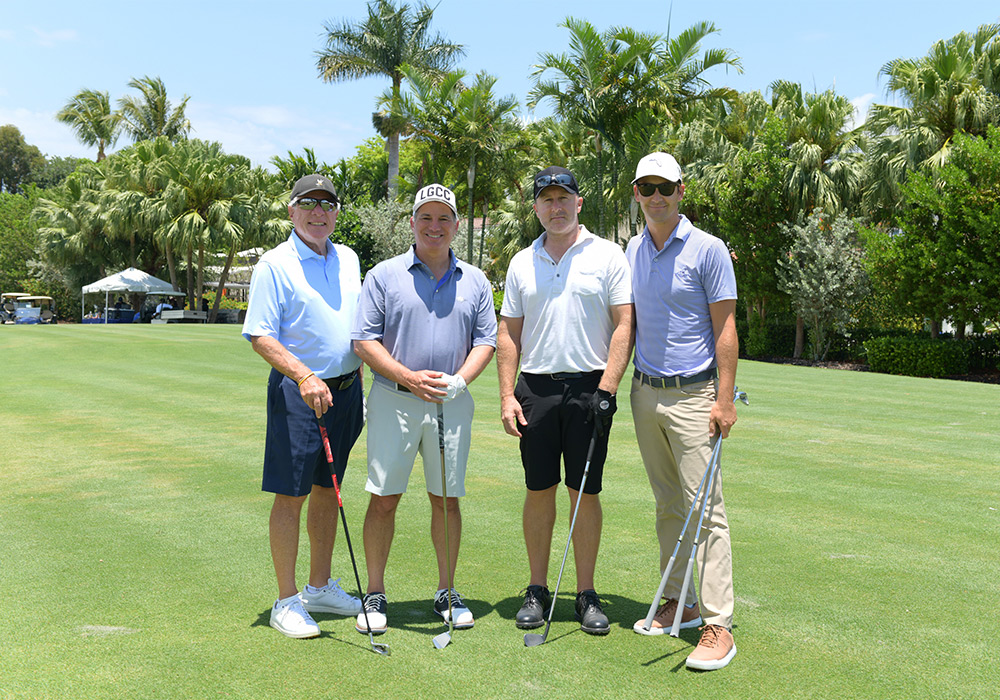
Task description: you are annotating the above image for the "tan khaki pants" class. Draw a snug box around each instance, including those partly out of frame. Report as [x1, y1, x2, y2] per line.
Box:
[629, 377, 734, 628]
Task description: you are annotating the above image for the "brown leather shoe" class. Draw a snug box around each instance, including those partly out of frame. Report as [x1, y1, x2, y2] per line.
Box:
[685, 624, 736, 671]
[633, 599, 702, 636]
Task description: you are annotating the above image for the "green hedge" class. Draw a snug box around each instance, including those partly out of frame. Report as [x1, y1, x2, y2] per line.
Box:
[964, 333, 1000, 372]
[864, 337, 970, 378]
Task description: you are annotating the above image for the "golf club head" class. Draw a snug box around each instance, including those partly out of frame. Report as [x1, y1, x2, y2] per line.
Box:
[734, 386, 749, 405]
[432, 631, 451, 649]
[523, 632, 545, 647]
[371, 641, 390, 656]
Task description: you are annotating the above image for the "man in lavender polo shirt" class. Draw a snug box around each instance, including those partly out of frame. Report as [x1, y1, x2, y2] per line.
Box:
[351, 183, 497, 636]
[243, 174, 364, 639]
[626, 153, 742, 671]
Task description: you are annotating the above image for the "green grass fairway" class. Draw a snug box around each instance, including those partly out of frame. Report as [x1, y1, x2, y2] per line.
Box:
[2, 325, 998, 699]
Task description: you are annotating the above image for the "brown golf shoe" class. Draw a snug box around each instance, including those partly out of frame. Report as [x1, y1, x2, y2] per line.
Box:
[633, 599, 702, 636]
[685, 624, 736, 671]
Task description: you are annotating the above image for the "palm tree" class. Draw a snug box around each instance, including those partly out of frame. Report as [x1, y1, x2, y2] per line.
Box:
[864, 23, 1000, 219]
[316, 0, 464, 200]
[530, 18, 741, 239]
[56, 89, 121, 162]
[118, 76, 192, 143]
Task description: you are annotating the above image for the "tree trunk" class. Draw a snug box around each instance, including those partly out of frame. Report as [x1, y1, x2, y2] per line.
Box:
[793, 315, 805, 359]
[955, 322, 966, 340]
[595, 134, 605, 237]
[387, 131, 400, 201]
[196, 244, 205, 311]
[466, 152, 476, 262]
[478, 199, 488, 269]
[166, 241, 178, 290]
[186, 245, 194, 309]
[930, 319, 940, 339]
[211, 247, 236, 323]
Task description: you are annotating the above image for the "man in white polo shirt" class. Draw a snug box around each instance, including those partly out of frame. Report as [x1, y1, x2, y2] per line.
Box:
[497, 166, 633, 636]
[352, 183, 497, 636]
[627, 152, 741, 671]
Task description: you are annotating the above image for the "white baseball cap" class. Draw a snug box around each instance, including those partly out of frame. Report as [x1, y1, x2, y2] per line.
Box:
[632, 152, 682, 184]
[412, 183, 458, 218]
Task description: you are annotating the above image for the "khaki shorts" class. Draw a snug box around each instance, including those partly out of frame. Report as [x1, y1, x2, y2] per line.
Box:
[365, 380, 474, 497]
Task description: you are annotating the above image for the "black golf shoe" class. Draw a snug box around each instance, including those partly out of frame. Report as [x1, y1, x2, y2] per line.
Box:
[515, 585, 552, 629]
[575, 589, 610, 635]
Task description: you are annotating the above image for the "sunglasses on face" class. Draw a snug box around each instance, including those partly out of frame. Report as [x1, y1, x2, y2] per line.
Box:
[535, 173, 575, 189]
[636, 181, 679, 197]
[295, 197, 339, 212]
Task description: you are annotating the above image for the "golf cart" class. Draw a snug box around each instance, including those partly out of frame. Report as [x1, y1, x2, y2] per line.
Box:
[18, 296, 57, 324]
[1, 292, 30, 324]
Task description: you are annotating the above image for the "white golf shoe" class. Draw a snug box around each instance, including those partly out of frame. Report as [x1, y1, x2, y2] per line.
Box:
[299, 577, 362, 615]
[356, 592, 388, 635]
[270, 595, 320, 639]
[433, 588, 475, 629]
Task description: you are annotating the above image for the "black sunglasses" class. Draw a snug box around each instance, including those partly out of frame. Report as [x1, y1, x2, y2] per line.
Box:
[295, 197, 339, 212]
[535, 173, 576, 189]
[636, 181, 679, 197]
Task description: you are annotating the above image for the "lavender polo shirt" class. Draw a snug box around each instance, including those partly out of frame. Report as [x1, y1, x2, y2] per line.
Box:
[351, 247, 497, 381]
[626, 215, 737, 378]
[242, 231, 362, 379]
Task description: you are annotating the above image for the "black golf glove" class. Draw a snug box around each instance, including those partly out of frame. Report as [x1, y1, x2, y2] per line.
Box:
[588, 389, 616, 437]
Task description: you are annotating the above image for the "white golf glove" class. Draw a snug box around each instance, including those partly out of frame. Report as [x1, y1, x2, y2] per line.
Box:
[441, 373, 467, 402]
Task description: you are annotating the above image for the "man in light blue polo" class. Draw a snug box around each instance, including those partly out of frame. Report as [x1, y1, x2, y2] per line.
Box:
[243, 174, 364, 639]
[626, 152, 742, 671]
[351, 183, 497, 636]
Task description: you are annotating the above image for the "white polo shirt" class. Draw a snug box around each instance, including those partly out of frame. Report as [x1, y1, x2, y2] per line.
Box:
[501, 226, 631, 374]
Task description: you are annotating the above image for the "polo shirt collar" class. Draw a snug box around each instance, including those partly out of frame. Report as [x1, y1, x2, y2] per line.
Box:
[641, 215, 692, 254]
[406, 245, 460, 275]
[533, 225, 594, 258]
[289, 230, 332, 260]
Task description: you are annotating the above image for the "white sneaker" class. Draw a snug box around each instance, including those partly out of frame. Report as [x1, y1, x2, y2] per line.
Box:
[434, 588, 475, 629]
[299, 578, 362, 615]
[270, 595, 320, 639]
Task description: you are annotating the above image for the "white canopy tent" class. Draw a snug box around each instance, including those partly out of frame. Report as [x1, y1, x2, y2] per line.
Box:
[81, 267, 184, 323]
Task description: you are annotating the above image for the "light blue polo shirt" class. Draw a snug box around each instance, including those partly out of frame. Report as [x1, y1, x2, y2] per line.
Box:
[242, 231, 362, 378]
[626, 215, 737, 377]
[352, 247, 497, 382]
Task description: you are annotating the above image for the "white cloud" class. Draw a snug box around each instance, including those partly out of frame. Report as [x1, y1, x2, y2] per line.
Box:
[30, 27, 78, 48]
[0, 29, 14, 41]
[0, 107, 93, 159]
[186, 102, 369, 169]
[848, 93, 876, 130]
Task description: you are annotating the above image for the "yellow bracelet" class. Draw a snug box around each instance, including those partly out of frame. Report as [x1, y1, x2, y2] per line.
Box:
[296, 371, 315, 387]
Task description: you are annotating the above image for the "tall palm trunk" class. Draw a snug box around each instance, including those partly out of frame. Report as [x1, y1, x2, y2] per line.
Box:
[595, 133, 606, 237]
[186, 245, 194, 309]
[211, 247, 237, 324]
[466, 153, 476, 261]
[196, 244, 205, 310]
[387, 131, 400, 201]
[479, 199, 488, 269]
[165, 241, 178, 290]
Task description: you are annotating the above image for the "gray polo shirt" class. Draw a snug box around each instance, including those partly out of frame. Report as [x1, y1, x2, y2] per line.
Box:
[352, 247, 497, 382]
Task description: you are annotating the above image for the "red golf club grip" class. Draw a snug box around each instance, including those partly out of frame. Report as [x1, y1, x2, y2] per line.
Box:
[318, 424, 344, 507]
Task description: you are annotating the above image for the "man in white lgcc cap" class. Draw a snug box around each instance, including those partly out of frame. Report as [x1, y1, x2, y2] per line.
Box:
[351, 183, 497, 637]
[626, 152, 742, 671]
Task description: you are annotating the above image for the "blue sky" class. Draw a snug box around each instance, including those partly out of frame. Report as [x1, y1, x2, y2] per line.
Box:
[1, 1, 996, 169]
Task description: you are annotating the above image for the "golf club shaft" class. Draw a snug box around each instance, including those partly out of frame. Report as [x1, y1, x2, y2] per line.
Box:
[640, 437, 722, 631]
[436, 403, 454, 637]
[318, 421, 383, 650]
[540, 425, 599, 636]
[670, 442, 721, 637]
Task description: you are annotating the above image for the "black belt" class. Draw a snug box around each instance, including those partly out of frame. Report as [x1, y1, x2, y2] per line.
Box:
[323, 372, 357, 392]
[634, 368, 716, 389]
[525, 370, 602, 381]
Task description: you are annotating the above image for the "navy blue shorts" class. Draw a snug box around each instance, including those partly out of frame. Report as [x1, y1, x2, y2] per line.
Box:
[514, 371, 610, 494]
[262, 368, 364, 497]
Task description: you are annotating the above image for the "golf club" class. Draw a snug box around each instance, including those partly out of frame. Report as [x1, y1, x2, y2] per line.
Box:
[636, 386, 750, 636]
[317, 419, 389, 657]
[668, 386, 749, 638]
[432, 402, 454, 650]
[636, 437, 722, 635]
[524, 424, 600, 648]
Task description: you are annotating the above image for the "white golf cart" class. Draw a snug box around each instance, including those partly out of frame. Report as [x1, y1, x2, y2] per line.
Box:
[18, 296, 57, 324]
[1, 292, 30, 324]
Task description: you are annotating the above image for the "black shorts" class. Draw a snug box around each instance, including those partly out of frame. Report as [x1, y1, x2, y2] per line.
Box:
[514, 371, 610, 494]
[262, 368, 363, 497]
